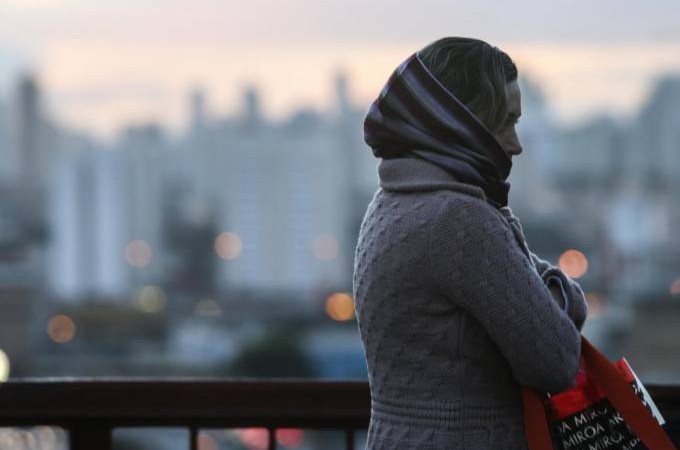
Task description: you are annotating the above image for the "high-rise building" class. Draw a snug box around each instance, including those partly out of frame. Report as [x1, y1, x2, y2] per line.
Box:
[49, 144, 125, 299]
[607, 75, 680, 295]
[189, 87, 208, 133]
[15, 75, 48, 233]
[241, 85, 262, 128]
[509, 76, 560, 216]
[48, 126, 169, 300]
[631, 76, 680, 184]
[213, 118, 352, 295]
[0, 100, 19, 183]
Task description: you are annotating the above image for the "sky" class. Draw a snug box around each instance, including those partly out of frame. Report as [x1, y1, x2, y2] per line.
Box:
[1, 0, 680, 137]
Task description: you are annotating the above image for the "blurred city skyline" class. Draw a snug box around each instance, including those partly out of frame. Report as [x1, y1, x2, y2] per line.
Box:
[1, 7, 680, 449]
[1, 0, 680, 388]
[1, 1, 680, 137]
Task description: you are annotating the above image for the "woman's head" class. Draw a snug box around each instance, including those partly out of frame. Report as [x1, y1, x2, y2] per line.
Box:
[418, 37, 523, 157]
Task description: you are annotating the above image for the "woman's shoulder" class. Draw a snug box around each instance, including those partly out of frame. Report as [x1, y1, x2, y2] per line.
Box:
[367, 188, 509, 240]
[424, 190, 513, 246]
[428, 189, 504, 223]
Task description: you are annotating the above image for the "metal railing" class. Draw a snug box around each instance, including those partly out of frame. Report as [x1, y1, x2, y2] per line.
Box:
[0, 378, 370, 450]
[0, 379, 679, 449]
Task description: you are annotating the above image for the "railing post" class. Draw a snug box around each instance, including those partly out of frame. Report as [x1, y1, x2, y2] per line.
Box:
[70, 421, 111, 450]
[268, 427, 276, 450]
[190, 426, 198, 450]
[346, 428, 355, 450]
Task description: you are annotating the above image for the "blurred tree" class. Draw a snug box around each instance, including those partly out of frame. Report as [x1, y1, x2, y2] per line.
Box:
[229, 328, 316, 378]
[163, 182, 217, 294]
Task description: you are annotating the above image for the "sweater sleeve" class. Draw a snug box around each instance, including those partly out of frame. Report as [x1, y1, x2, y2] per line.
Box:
[531, 253, 588, 331]
[498, 207, 589, 331]
[530, 252, 588, 331]
[428, 198, 581, 394]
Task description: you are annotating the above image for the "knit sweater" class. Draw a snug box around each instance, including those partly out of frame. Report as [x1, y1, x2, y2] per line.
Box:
[353, 156, 588, 449]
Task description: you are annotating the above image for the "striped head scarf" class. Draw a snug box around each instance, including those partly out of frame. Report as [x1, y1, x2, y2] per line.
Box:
[363, 52, 513, 208]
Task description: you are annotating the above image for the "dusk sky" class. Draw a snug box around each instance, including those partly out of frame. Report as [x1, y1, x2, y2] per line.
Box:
[1, 0, 680, 137]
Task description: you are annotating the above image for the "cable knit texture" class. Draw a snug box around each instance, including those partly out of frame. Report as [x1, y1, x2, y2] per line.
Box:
[353, 156, 588, 449]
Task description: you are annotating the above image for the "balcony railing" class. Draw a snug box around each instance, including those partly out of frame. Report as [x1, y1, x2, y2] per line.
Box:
[0, 379, 679, 449]
[0, 378, 370, 450]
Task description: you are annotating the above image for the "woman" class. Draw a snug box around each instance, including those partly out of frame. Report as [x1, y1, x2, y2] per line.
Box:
[353, 37, 588, 449]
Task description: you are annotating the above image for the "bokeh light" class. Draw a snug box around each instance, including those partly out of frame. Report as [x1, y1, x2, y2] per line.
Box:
[236, 428, 269, 450]
[215, 232, 243, 260]
[22, 429, 37, 449]
[0, 429, 23, 449]
[671, 278, 680, 296]
[32, 426, 58, 450]
[276, 429, 304, 448]
[0, 349, 10, 382]
[124, 240, 153, 268]
[585, 292, 605, 319]
[132, 286, 167, 313]
[312, 233, 338, 261]
[197, 433, 219, 450]
[325, 292, 355, 321]
[558, 249, 589, 279]
[194, 299, 222, 317]
[47, 314, 76, 343]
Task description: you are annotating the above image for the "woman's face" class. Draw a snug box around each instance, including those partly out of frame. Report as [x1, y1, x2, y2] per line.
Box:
[494, 80, 523, 158]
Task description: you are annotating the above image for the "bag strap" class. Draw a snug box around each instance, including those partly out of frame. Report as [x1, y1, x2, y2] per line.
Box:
[581, 337, 676, 449]
[522, 336, 677, 450]
[522, 386, 555, 449]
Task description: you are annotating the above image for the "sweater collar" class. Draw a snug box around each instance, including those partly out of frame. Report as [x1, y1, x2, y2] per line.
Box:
[378, 156, 487, 200]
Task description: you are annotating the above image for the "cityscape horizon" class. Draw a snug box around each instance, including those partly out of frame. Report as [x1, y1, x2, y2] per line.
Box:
[3, 41, 680, 139]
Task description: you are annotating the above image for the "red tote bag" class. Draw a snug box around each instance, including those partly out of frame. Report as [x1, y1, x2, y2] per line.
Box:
[522, 337, 676, 450]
